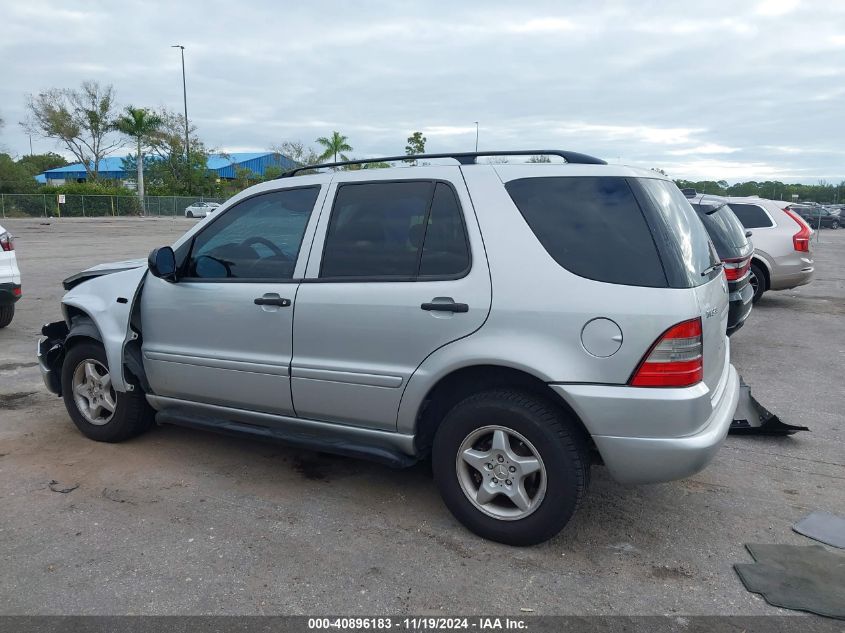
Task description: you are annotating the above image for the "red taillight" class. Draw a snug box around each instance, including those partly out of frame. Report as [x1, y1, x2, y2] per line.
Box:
[723, 257, 751, 281]
[783, 209, 811, 252]
[13, 287, 21, 297]
[630, 318, 703, 388]
[0, 232, 13, 252]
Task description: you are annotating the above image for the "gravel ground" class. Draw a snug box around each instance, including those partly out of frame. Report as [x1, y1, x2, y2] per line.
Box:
[0, 217, 842, 615]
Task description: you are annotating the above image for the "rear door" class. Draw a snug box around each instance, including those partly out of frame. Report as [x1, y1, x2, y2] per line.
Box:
[291, 168, 491, 430]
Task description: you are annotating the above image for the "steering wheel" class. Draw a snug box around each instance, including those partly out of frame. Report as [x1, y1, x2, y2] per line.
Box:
[240, 236, 290, 260]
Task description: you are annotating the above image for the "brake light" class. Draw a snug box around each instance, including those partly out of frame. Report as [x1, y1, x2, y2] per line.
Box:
[0, 232, 13, 252]
[13, 287, 21, 297]
[722, 257, 751, 281]
[629, 318, 703, 388]
[783, 208, 811, 252]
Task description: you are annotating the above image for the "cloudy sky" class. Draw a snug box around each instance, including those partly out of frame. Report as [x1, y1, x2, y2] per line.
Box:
[1, 0, 843, 182]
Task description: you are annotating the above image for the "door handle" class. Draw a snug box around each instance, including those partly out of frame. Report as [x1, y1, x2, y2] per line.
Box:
[254, 295, 291, 307]
[421, 299, 469, 313]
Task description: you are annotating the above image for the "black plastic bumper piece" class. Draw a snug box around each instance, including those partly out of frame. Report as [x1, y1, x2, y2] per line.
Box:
[37, 321, 69, 396]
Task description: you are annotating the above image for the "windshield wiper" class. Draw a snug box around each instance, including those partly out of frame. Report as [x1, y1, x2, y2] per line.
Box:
[701, 262, 724, 277]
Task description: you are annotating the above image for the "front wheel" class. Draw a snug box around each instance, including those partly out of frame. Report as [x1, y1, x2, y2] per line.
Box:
[61, 340, 152, 442]
[186, 211, 194, 218]
[830, 220, 839, 230]
[0, 304, 14, 328]
[433, 390, 590, 546]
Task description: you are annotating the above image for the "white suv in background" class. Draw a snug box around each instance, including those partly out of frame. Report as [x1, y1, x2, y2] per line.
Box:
[0, 224, 21, 328]
[725, 197, 814, 302]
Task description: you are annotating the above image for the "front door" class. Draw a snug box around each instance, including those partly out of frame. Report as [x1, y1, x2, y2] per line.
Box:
[291, 169, 492, 430]
[141, 185, 324, 415]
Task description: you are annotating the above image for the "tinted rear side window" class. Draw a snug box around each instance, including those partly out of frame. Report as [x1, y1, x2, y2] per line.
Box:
[730, 203, 774, 228]
[505, 177, 667, 287]
[692, 203, 750, 259]
[320, 181, 470, 279]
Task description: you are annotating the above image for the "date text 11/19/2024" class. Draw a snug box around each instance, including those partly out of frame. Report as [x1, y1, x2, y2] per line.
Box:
[307, 617, 529, 631]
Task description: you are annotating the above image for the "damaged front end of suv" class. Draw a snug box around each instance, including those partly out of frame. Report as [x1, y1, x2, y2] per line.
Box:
[36, 259, 149, 398]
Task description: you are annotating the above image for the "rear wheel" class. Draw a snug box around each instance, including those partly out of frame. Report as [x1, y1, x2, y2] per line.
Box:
[433, 389, 590, 546]
[186, 211, 194, 218]
[0, 305, 14, 328]
[749, 262, 766, 303]
[61, 340, 152, 442]
[830, 220, 839, 229]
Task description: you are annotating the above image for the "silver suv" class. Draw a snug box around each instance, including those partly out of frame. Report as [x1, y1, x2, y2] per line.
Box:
[724, 197, 814, 302]
[38, 151, 739, 545]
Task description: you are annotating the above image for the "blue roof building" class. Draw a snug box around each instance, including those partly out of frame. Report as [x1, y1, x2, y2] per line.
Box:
[39, 152, 296, 184]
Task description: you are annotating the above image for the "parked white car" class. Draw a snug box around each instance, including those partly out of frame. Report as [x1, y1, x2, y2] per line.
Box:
[0, 224, 21, 328]
[184, 202, 220, 218]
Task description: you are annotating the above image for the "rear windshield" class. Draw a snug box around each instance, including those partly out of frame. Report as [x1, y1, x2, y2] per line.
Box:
[692, 203, 750, 259]
[505, 176, 667, 287]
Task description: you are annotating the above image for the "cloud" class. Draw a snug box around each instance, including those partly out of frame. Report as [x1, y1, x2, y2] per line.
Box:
[0, 0, 841, 183]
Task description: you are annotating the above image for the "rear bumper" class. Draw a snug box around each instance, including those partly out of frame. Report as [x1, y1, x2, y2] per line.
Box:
[727, 281, 753, 336]
[768, 255, 814, 291]
[0, 283, 21, 306]
[551, 361, 740, 484]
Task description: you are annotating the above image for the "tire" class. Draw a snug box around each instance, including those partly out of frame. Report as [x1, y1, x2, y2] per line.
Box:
[830, 220, 839, 230]
[749, 262, 766, 303]
[0, 304, 14, 329]
[186, 211, 194, 218]
[61, 340, 152, 443]
[432, 389, 590, 546]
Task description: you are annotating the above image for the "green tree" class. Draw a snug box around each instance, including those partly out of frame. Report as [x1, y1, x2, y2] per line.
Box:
[315, 131, 352, 164]
[271, 140, 320, 167]
[404, 131, 426, 164]
[24, 81, 121, 181]
[144, 108, 213, 196]
[0, 153, 40, 193]
[528, 155, 551, 163]
[113, 106, 164, 207]
[16, 152, 68, 175]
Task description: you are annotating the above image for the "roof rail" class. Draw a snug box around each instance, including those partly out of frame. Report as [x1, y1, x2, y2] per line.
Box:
[278, 149, 606, 178]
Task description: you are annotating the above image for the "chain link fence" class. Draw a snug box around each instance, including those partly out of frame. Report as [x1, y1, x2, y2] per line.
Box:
[0, 194, 226, 219]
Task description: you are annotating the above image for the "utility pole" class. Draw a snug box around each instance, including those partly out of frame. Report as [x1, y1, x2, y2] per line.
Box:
[474, 121, 479, 152]
[172, 45, 190, 194]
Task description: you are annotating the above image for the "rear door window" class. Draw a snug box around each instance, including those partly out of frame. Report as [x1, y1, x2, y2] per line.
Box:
[505, 176, 667, 287]
[730, 203, 775, 228]
[320, 181, 470, 279]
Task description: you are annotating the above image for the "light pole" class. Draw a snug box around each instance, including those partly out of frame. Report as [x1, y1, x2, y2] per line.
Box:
[172, 45, 190, 194]
[474, 121, 479, 152]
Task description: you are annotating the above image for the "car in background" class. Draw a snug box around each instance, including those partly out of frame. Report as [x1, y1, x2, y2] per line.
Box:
[0, 225, 21, 328]
[686, 193, 754, 334]
[793, 205, 841, 230]
[184, 201, 220, 218]
[725, 197, 814, 302]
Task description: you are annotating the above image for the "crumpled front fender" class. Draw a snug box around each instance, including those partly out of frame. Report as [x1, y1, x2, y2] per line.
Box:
[59, 266, 148, 393]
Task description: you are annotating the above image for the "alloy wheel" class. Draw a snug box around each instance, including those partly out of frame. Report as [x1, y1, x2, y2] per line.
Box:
[72, 359, 116, 425]
[455, 425, 547, 521]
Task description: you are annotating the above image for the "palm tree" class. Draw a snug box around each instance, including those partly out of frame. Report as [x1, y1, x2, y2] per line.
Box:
[114, 106, 163, 209]
[315, 131, 353, 164]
